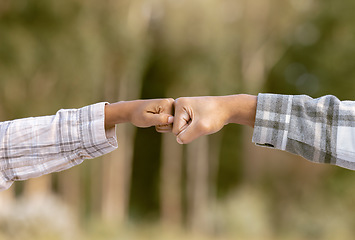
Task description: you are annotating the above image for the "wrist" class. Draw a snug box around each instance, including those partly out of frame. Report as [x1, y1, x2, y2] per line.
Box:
[104, 101, 133, 129]
[224, 94, 257, 127]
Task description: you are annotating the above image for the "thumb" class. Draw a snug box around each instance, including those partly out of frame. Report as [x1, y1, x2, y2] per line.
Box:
[148, 113, 174, 126]
[172, 110, 191, 136]
[176, 121, 204, 144]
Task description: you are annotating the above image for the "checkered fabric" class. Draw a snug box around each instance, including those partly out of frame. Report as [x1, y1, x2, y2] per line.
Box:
[0, 102, 118, 191]
[252, 93, 355, 170]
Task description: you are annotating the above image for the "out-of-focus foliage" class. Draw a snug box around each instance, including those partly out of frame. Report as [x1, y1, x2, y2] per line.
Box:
[1, 0, 355, 239]
[267, 0, 355, 99]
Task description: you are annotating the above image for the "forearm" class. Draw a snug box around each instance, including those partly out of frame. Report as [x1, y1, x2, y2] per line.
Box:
[252, 93, 355, 170]
[0, 103, 117, 190]
[104, 101, 136, 129]
[224, 94, 257, 128]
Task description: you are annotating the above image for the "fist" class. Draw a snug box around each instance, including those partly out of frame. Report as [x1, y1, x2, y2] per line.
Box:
[172, 96, 230, 144]
[129, 98, 175, 133]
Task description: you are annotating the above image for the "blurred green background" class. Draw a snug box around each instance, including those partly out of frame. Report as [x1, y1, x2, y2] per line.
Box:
[1, 0, 355, 239]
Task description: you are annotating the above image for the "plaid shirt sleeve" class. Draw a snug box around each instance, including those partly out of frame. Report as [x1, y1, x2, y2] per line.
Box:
[252, 93, 355, 170]
[0, 102, 118, 191]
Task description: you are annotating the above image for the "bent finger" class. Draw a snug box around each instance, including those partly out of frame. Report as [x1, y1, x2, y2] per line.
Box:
[156, 124, 173, 133]
[173, 102, 191, 136]
[176, 121, 204, 144]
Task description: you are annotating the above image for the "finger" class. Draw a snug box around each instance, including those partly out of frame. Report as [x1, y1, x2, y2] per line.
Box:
[156, 123, 173, 133]
[147, 113, 174, 127]
[176, 121, 205, 144]
[173, 101, 191, 136]
[156, 129, 172, 133]
[161, 98, 175, 116]
[148, 98, 174, 129]
[172, 111, 190, 136]
[156, 129, 171, 133]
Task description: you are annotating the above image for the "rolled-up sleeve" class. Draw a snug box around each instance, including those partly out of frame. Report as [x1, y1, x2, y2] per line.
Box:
[0, 102, 118, 191]
[252, 93, 355, 170]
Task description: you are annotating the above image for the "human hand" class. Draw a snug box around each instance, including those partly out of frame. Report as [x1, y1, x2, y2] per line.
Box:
[130, 98, 175, 132]
[172, 96, 230, 144]
[105, 98, 174, 132]
[172, 95, 257, 144]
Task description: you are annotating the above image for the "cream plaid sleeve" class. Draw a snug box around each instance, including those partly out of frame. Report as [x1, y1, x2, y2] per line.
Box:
[252, 93, 355, 170]
[0, 102, 118, 191]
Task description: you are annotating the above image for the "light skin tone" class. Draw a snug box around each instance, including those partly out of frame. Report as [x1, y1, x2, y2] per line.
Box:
[104, 94, 257, 144]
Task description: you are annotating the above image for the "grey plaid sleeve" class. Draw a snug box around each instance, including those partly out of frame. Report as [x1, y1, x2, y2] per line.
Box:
[0, 102, 118, 191]
[252, 93, 355, 170]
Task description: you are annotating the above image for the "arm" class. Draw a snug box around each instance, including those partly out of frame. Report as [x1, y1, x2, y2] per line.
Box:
[172, 94, 257, 144]
[173, 93, 355, 170]
[0, 102, 116, 191]
[252, 93, 355, 170]
[0, 99, 174, 191]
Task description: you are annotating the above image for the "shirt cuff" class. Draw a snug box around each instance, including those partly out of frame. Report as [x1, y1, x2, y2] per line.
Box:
[252, 93, 293, 151]
[78, 102, 118, 159]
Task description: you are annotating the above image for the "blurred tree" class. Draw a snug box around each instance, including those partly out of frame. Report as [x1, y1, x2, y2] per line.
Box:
[2, 0, 355, 238]
[263, 0, 355, 229]
[0, 0, 85, 203]
[144, 0, 243, 231]
[97, 0, 149, 223]
[267, 0, 355, 99]
[237, 0, 300, 182]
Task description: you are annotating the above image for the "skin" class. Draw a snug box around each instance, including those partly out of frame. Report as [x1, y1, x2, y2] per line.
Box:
[103, 94, 257, 145]
[172, 94, 257, 144]
[104, 98, 175, 133]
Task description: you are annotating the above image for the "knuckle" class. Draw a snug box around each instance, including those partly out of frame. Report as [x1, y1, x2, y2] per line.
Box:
[162, 98, 173, 103]
[174, 98, 180, 106]
[175, 97, 187, 105]
[161, 99, 169, 104]
[161, 99, 174, 109]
